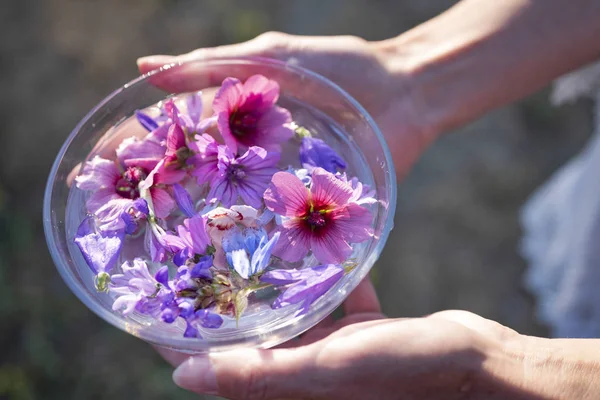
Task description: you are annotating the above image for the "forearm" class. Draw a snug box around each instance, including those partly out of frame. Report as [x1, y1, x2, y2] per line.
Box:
[463, 334, 600, 399]
[375, 0, 600, 137]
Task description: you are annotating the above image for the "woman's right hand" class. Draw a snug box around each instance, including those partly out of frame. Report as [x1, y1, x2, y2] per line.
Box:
[137, 32, 442, 179]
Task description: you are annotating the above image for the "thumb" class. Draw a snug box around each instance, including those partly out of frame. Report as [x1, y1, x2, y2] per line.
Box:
[172, 347, 328, 400]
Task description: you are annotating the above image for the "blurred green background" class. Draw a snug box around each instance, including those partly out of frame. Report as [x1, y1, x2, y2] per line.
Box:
[0, 1, 593, 399]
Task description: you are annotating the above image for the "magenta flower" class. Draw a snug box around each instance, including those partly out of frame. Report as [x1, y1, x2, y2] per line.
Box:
[76, 155, 174, 231]
[263, 167, 373, 264]
[207, 146, 279, 208]
[213, 75, 293, 154]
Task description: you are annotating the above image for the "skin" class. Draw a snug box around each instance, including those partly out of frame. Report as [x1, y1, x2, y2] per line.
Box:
[136, 0, 600, 398]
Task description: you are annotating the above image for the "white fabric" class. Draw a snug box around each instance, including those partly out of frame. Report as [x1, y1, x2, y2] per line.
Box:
[521, 62, 600, 337]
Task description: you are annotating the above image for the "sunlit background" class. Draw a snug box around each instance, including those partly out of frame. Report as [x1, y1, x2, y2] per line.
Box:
[0, 1, 593, 399]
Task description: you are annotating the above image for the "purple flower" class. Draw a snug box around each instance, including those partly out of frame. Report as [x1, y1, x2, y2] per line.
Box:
[213, 75, 294, 154]
[339, 173, 377, 206]
[174, 255, 213, 292]
[135, 110, 159, 132]
[144, 220, 169, 263]
[76, 147, 175, 230]
[264, 168, 373, 264]
[73, 216, 124, 290]
[299, 137, 346, 173]
[260, 264, 345, 315]
[120, 198, 149, 235]
[173, 183, 196, 217]
[183, 309, 224, 338]
[110, 259, 170, 316]
[222, 228, 280, 279]
[188, 134, 220, 185]
[170, 91, 216, 134]
[163, 214, 211, 265]
[207, 146, 279, 208]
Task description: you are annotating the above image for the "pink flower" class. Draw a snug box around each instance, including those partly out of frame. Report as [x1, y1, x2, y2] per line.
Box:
[76, 155, 174, 231]
[263, 168, 373, 264]
[206, 146, 279, 208]
[213, 75, 293, 154]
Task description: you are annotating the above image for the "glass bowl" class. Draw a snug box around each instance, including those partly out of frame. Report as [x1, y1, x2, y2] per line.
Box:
[44, 57, 397, 353]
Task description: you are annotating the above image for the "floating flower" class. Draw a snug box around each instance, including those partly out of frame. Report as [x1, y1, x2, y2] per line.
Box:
[263, 167, 373, 264]
[222, 228, 280, 279]
[110, 259, 171, 316]
[188, 134, 220, 185]
[76, 148, 175, 230]
[260, 264, 345, 315]
[299, 137, 346, 173]
[213, 75, 293, 154]
[207, 146, 279, 208]
[168, 91, 216, 134]
[73, 215, 125, 291]
[162, 213, 211, 266]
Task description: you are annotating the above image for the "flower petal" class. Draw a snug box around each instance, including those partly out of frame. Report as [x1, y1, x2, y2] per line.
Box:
[150, 187, 175, 218]
[135, 110, 159, 132]
[241, 75, 280, 108]
[310, 228, 353, 264]
[173, 183, 196, 217]
[271, 220, 311, 262]
[264, 172, 309, 217]
[75, 156, 120, 190]
[310, 167, 353, 208]
[331, 203, 373, 243]
[74, 216, 124, 275]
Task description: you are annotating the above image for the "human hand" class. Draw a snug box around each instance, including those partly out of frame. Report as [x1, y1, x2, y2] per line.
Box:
[137, 33, 441, 179]
[155, 278, 528, 400]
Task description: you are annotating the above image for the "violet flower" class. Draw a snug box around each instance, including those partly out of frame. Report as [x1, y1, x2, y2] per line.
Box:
[263, 167, 373, 264]
[110, 259, 171, 316]
[299, 137, 346, 173]
[182, 309, 224, 338]
[170, 91, 216, 134]
[213, 75, 293, 154]
[76, 145, 175, 230]
[162, 214, 211, 265]
[222, 228, 280, 279]
[207, 146, 279, 208]
[135, 110, 159, 132]
[260, 264, 345, 315]
[74, 215, 124, 291]
[173, 183, 196, 217]
[188, 134, 220, 185]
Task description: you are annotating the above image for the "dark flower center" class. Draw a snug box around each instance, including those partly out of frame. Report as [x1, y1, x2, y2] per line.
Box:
[227, 165, 247, 183]
[306, 210, 327, 230]
[115, 166, 147, 199]
[230, 112, 259, 137]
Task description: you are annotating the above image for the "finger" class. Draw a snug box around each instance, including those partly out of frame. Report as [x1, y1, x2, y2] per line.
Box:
[172, 346, 328, 400]
[343, 275, 381, 316]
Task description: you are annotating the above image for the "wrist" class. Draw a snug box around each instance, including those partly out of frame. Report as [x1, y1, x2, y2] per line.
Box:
[479, 334, 600, 399]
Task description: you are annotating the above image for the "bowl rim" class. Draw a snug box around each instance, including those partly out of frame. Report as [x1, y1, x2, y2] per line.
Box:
[43, 56, 397, 351]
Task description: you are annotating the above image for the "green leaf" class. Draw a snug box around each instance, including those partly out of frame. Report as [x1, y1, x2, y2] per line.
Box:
[234, 289, 250, 327]
[294, 125, 312, 139]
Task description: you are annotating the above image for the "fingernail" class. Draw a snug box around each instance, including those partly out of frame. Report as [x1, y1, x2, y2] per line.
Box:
[136, 55, 177, 68]
[173, 356, 218, 394]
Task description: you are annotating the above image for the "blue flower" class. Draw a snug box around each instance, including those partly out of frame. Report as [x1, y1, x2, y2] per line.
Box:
[260, 264, 345, 315]
[222, 228, 280, 279]
[183, 309, 224, 338]
[299, 137, 346, 173]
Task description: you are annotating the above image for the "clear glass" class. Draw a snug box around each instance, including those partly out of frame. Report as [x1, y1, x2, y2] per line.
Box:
[44, 58, 397, 353]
